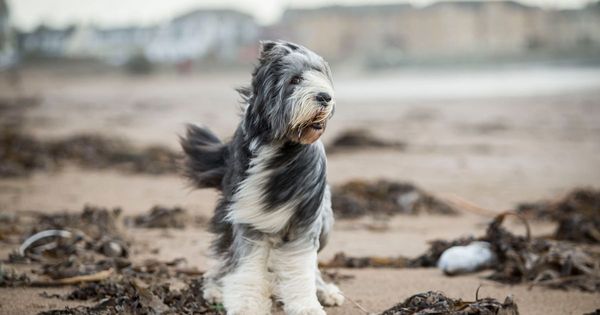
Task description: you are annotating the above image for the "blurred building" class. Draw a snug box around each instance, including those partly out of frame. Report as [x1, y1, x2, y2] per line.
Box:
[278, 1, 600, 64]
[18, 8, 259, 65]
[0, 0, 17, 69]
[67, 26, 156, 65]
[13, 1, 600, 67]
[21, 25, 75, 58]
[146, 9, 258, 64]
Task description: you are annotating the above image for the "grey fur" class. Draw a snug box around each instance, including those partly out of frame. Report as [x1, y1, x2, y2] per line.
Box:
[180, 40, 336, 309]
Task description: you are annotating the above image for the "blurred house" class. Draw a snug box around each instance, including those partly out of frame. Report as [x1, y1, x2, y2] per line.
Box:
[0, 0, 18, 68]
[21, 25, 75, 58]
[277, 1, 600, 64]
[18, 8, 259, 66]
[67, 26, 156, 65]
[146, 9, 259, 64]
[12, 1, 600, 67]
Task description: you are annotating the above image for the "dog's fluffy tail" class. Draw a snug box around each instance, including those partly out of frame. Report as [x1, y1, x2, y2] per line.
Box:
[180, 124, 228, 190]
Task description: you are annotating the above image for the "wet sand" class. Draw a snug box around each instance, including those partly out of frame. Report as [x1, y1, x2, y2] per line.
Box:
[1, 68, 599, 314]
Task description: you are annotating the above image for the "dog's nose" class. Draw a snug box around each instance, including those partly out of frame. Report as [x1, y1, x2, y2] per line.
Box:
[315, 92, 332, 106]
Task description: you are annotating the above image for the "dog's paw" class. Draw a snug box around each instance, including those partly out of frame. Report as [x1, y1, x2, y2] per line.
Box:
[227, 308, 270, 315]
[226, 301, 272, 315]
[317, 283, 344, 306]
[286, 307, 326, 315]
[202, 285, 223, 304]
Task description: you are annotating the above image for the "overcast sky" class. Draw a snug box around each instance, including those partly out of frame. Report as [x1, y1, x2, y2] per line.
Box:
[8, 0, 595, 31]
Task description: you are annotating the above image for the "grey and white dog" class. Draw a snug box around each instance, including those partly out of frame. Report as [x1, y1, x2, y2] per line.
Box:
[180, 40, 343, 315]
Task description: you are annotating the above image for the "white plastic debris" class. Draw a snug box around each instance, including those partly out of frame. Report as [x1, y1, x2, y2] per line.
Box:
[437, 241, 496, 275]
[18, 229, 72, 256]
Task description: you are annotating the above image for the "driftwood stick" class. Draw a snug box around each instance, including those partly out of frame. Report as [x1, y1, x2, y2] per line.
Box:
[31, 268, 114, 287]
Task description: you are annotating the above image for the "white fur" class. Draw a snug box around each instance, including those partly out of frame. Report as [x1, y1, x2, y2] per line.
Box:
[202, 259, 224, 304]
[221, 240, 273, 315]
[226, 144, 298, 234]
[289, 70, 335, 130]
[270, 242, 325, 315]
[314, 186, 343, 307]
[316, 277, 344, 307]
[249, 138, 260, 152]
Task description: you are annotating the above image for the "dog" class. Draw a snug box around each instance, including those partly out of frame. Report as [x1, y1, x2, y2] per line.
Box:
[180, 40, 343, 315]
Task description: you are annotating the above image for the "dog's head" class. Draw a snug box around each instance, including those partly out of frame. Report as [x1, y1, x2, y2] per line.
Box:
[241, 40, 335, 144]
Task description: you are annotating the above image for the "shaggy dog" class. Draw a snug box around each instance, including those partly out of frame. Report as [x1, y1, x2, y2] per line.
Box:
[180, 40, 343, 315]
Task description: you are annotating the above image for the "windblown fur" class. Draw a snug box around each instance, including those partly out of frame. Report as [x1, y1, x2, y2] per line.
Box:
[180, 124, 228, 190]
[180, 40, 342, 315]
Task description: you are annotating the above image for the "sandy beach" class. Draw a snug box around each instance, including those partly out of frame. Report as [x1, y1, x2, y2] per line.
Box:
[1, 66, 599, 314]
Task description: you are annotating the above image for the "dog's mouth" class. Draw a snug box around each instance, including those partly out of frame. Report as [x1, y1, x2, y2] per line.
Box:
[293, 116, 329, 144]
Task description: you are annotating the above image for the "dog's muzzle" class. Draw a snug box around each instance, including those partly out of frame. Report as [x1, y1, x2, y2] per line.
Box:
[293, 103, 333, 145]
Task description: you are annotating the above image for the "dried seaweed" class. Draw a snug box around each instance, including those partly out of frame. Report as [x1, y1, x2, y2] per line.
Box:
[327, 129, 406, 153]
[380, 291, 519, 315]
[129, 206, 187, 229]
[35, 255, 221, 314]
[517, 188, 600, 244]
[40, 277, 221, 315]
[320, 252, 411, 268]
[320, 237, 475, 269]
[0, 131, 180, 177]
[331, 179, 458, 218]
[321, 212, 600, 292]
[0, 264, 31, 287]
[5, 206, 130, 282]
[1, 207, 222, 314]
[483, 213, 600, 292]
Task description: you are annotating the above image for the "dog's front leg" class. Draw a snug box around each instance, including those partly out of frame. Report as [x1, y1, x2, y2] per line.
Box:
[271, 239, 324, 315]
[221, 236, 272, 315]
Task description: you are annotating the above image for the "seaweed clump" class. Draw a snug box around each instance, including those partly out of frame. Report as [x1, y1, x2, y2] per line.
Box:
[517, 188, 600, 244]
[321, 212, 600, 292]
[380, 291, 519, 315]
[331, 179, 458, 218]
[327, 129, 406, 154]
[0, 131, 179, 177]
[1, 206, 221, 314]
[128, 206, 188, 229]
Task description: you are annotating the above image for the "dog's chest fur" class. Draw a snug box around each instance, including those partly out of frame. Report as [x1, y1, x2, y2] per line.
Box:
[226, 139, 327, 235]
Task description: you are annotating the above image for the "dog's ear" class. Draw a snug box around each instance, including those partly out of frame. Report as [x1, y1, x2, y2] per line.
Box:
[259, 40, 278, 55]
[258, 40, 290, 60]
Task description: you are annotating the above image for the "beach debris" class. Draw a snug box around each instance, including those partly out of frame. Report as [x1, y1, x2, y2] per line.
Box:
[35, 258, 224, 315]
[331, 179, 458, 218]
[39, 277, 223, 315]
[0, 131, 180, 177]
[129, 206, 188, 229]
[517, 188, 600, 244]
[327, 129, 406, 153]
[7, 206, 130, 282]
[483, 213, 600, 292]
[320, 252, 411, 269]
[409, 237, 476, 268]
[380, 291, 519, 315]
[437, 241, 496, 275]
[33, 269, 115, 287]
[320, 237, 476, 269]
[1, 207, 224, 314]
[19, 229, 73, 256]
[322, 212, 600, 292]
[0, 264, 31, 287]
[0, 96, 40, 131]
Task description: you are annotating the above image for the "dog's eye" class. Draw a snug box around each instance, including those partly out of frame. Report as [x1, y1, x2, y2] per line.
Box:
[290, 75, 302, 85]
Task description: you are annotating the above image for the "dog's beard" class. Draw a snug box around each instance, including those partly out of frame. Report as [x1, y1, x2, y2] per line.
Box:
[290, 109, 330, 144]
